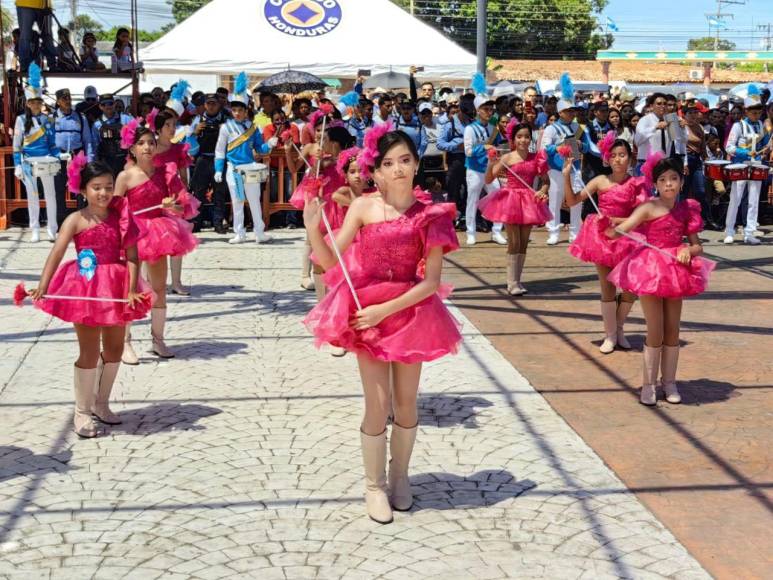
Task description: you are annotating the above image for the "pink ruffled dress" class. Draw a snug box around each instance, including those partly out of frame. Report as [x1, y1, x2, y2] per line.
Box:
[35, 197, 153, 326]
[569, 176, 651, 269]
[154, 143, 200, 220]
[607, 199, 715, 298]
[125, 171, 199, 263]
[304, 197, 462, 363]
[478, 151, 553, 225]
[289, 163, 347, 232]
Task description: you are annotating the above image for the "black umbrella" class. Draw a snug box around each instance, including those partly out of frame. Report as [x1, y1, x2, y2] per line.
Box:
[256, 70, 328, 94]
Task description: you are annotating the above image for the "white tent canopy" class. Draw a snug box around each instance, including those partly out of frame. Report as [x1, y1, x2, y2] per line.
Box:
[141, 0, 476, 79]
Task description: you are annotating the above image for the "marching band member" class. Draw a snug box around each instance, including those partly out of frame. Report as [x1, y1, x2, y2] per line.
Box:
[464, 74, 506, 246]
[214, 73, 278, 244]
[539, 73, 585, 245]
[13, 64, 61, 243]
[723, 85, 769, 246]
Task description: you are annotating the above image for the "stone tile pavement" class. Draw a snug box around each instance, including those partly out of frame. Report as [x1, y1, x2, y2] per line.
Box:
[0, 230, 710, 579]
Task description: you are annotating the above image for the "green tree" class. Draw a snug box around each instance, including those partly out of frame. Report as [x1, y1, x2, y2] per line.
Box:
[96, 26, 167, 43]
[687, 37, 736, 51]
[168, 0, 210, 23]
[1, 6, 16, 40]
[392, 0, 611, 59]
[66, 14, 103, 45]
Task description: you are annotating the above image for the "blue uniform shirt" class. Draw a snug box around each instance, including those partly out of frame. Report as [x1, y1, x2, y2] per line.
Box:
[13, 114, 60, 165]
[214, 119, 272, 173]
[54, 108, 93, 160]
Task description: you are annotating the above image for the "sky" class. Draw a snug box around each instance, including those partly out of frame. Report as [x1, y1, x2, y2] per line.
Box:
[4, 0, 773, 53]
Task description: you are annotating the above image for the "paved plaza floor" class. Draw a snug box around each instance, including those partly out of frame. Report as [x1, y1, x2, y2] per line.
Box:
[0, 226, 761, 579]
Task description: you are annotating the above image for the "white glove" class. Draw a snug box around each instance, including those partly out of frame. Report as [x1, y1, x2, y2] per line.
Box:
[59, 152, 72, 162]
[267, 137, 278, 148]
[14, 165, 23, 179]
[214, 171, 223, 183]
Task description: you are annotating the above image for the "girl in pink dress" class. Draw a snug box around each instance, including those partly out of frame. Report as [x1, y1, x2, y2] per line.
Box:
[303, 128, 462, 525]
[114, 121, 198, 363]
[481, 121, 551, 295]
[20, 157, 152, 438]
[606, 157, 715, 406]
[563, 137, 651, 354]
[151, 109, 200, 297]
[289, 124, 352, 301]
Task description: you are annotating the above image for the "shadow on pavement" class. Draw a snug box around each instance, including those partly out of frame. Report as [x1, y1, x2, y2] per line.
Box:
[678, 378, 740, 406]
[110, 403, 222, 435]
[418, 394, 494, 429]
[411, 469, 537, 510]
[0, 446, 73, 484]
[167, 340, 249, 360]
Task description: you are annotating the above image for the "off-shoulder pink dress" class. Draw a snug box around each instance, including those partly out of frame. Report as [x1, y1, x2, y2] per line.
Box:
[304, 196, 462, 363]
[154, 143, 200, 220]
[124, 171, 199, 263]
[35, 197, 153, 326]
[478, 151, 552, 225]
[607, 199, 715, 298]
[569, 176, 651, 269]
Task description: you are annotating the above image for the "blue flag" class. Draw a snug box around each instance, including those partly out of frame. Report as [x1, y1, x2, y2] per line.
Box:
[708, 16, 728, 30]
[606, 16, 619, 32]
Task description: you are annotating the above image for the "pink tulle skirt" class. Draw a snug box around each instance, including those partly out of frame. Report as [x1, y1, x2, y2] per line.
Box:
[569, 214, 638, 269]
[607, 246, 716, 298]
[304, 278, 462, 363]
[135, 213, 198, 263]
[35, 261, 153, 326]
[478, 186, 553, 226]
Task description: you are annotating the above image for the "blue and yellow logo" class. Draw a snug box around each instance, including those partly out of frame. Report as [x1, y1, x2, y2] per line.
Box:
[264, 0, 342, 38]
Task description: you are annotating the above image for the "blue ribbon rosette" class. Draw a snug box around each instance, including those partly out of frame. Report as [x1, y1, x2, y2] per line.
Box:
[77, 249, 97, 281]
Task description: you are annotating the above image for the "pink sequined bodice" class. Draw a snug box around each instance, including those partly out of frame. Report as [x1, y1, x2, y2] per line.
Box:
[153, 143, 190, 170]
[598, 176, 648, 218]
[358, 202, 425, 282]
[505, 152, 547, 190]
[125, 172, 167, 219]
[640, 200, 701, 248]
[74, 212, 122, 264]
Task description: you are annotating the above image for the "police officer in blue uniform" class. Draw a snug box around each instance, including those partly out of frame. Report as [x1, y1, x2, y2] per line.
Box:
[53, 88, 93, 217]
[92, 94, 133, 176]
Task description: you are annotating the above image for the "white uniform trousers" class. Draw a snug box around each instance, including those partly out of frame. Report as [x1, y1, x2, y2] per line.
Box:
[225, 165, 266, 238]
[724, 179, 761, 238]
[547, 168, 582, 238]
[21, 172, 57, 237]
[465, 168, 502, 236]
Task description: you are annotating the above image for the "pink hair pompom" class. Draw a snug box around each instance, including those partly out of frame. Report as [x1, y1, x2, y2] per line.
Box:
[505, 118, 520, 142]
[280, 129, 293, 142]
[486, 148, 498, 160]
[145, 107, 159, 132]
[357, 122, 393, 178]
[598, 131, 617, 163]
[66, 151, 88, 193]
[557, 144, 573, 158]
[319, 103, 334, 116]
[641, 150, 665, 189]
[120, 117, 142, 150]
[13, 282, 27, 307]
[336, 146, 361, 177]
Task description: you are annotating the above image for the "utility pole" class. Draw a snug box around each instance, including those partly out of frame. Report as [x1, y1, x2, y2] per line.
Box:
[70, 0, 78, 40]
[476, 0, 486, 75]
[705, 0, 744, 69]
[759, 22, 772, 72]
[410, 0, 414, 15]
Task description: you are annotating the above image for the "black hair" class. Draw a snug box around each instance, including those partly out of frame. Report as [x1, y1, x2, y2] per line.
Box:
[295, 97, 312, 108]
[113, 27, 130, 52]
[216, 87, 229, 95]
[80, 160, 115, 188]
[378, 95, 393, 106]
[647, 92, 668, 106]
[459, 100, 476, 118]
[23, 103, 35, 134]
[509, 122, 532, 140]
[326, 126, 355, 150]
[127, 126, 156, 161]
[373, 130, 419, 169]
[438, 87, 453, 96]
[359, 97, 373, 108]
[652, 157, 684, 182]
[154, 109, 176, 132]
[609, 138, 632, 157]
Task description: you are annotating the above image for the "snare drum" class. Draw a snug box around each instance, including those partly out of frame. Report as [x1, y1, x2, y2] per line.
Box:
[723, 164, 749, 182]
[27, 156, 61, 178]
[748, 163, 770, 181]
[235, 162, 269, 184]
[704, 160, 729, 181]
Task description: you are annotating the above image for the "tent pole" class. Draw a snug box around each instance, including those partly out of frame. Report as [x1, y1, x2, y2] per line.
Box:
[476, 0, 486, 75]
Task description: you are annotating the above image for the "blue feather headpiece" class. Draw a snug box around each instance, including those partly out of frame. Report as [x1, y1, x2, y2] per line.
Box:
[234, 73, 248, 96]
[559, 72, 574, 101]
[340, 91, 360, 107]
[471, 72, 487, 95]
[170, 79, 189, 102]
[28, 63, 41, 90]
[747, 83, 760, 97]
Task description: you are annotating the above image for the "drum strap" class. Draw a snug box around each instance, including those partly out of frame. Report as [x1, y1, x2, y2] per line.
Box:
[227, 123, 257, 152]
[232, 170, 246, 201]
[24, 124, 46, 147]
